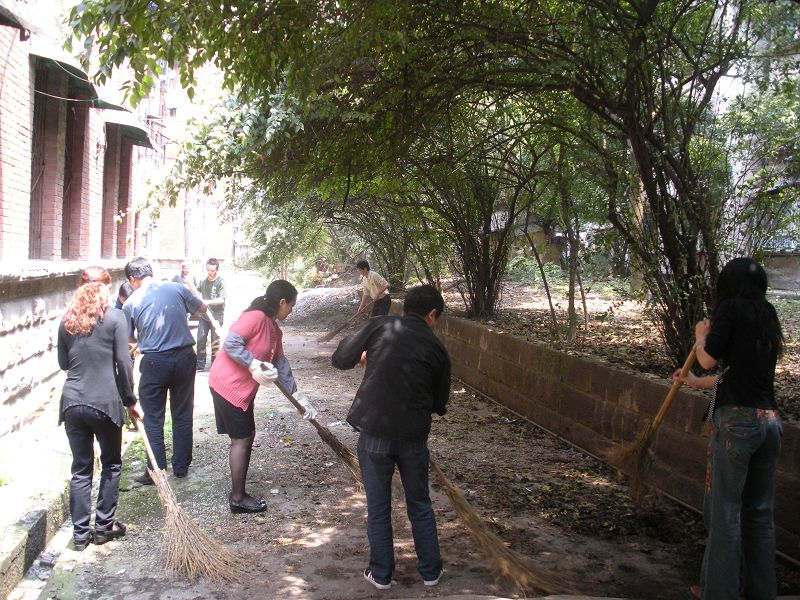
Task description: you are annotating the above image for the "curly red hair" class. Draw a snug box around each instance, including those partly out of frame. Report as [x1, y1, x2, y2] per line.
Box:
[63, 267, 112, 336]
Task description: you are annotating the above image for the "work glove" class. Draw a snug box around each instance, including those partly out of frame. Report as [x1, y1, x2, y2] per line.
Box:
[248, 359, 278, 386]
[293, 393, 318, 421]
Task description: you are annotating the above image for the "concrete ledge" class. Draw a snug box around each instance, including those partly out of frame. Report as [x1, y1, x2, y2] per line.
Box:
[0, 486, 69, 598]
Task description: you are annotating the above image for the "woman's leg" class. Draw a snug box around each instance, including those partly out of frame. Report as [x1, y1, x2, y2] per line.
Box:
[229, 434, 255, 502]
[93, 412, 123, 533]
[63, 406, 95, 544]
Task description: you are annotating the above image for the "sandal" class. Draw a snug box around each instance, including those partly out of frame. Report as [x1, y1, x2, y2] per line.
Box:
[229, 493, 267, 514]
[94, 520, 126, 545]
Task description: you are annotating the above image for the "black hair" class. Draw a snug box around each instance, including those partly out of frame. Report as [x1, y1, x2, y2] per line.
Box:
[403, 285, 445, 319]
[356, 260, 370, 271]
[118, 281, 133, 300]
[124, 257, 153, 280]
[714, 257, 784, 357]
[246, 279, 298, 318]
[206, 257, 220, 269]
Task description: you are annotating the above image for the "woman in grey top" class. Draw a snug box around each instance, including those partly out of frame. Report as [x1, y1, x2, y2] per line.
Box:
[58, 267, 142, 550]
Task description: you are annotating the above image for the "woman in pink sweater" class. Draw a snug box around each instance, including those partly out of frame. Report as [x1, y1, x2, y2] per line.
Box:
[208, 280, 298, 513]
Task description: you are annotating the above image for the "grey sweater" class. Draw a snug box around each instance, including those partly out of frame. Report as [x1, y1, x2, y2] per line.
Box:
[57, 307, 137, 427]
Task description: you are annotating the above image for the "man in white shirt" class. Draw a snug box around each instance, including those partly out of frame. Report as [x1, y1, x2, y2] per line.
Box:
[356, 260, 391, 317]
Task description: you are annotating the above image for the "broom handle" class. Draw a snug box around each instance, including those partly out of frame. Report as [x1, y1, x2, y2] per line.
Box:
[271, 378, 329, 436]
[133, 416, 164, 478]
[651, 348, 697, 430]
[321, 299, 374, 341]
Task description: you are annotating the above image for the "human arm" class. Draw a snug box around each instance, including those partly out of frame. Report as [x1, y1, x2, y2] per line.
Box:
[693, 319, 718, 370]
[57, 323, 70, 371]
[672, 369, 719, 390]
[432, 353, 451, 416]
[111, 311, 138, 408]
[331, 319, 381, 370]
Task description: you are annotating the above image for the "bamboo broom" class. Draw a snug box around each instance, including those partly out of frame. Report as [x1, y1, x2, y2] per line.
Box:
[429, 456, 579, 595]
[134, 418, 245, 583]
[607, 348, 697, 486]
[318, 299, 374, 343]
[271, 378, 362, 484]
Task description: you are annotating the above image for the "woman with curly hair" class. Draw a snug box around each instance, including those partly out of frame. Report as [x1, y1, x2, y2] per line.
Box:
[58, 266, 142, 550]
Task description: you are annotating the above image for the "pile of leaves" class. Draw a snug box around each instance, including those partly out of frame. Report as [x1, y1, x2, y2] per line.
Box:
[447, 283, 800, 424]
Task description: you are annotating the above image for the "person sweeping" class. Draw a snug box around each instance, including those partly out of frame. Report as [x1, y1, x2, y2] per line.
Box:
[332, 284, 450, 590]
[674, 257, 784, 600]
[208, 280, 317, 513]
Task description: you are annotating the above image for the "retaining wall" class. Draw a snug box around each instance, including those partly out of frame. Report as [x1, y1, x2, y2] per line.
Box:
[436, 315, 800, 560]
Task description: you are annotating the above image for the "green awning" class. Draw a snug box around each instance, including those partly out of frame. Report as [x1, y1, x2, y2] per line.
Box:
[29, 37, 97, 99]
[104, 110, 154, 149]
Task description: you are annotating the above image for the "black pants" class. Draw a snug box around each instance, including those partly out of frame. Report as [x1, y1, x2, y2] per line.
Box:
[63, 405, 123, 543]
[371, 295, 391, 317]
[138, 345, 196, 473]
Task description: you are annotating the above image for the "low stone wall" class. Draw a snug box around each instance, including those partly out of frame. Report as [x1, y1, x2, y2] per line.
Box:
[0, 264, 126, 437]
[436, 315, 800, 560]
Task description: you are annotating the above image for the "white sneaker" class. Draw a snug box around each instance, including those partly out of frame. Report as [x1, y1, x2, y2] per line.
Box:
[423, 568, 444, 586]
[364, 568, 391, 590]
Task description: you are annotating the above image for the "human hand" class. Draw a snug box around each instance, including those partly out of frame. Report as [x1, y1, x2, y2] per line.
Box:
[248, 359, 278, 386]
[672, 369, 698, 389]
[128, 403, 144, 420]
[293, 393, 318, 421]
[694, 319, 711, 345]
[359, 351, 367, 368]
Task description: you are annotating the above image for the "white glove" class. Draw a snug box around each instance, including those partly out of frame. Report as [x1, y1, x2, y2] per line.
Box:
[293, 393, 318, 421]
[248, 359, 278, 386]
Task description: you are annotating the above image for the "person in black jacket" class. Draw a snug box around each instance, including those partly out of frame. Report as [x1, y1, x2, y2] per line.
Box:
[58, 267, 143, 550]
[332, 285, 450, 590]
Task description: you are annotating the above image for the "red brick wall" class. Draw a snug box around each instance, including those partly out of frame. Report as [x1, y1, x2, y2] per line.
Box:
[437, 315, 800, 560]
[0, 30, 33, 262]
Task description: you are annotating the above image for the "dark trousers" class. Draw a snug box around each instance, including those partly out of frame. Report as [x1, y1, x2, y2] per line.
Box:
[196, 315, 220, 369]
[138, 346, 196, 473]
[63, 405, 123, 542]
[371, 295, 391, 317]
[357, 433, 442, 584]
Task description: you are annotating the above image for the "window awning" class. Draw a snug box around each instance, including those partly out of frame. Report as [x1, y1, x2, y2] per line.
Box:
[104, 109, 154, 149]
[0, 0, 47, 37]
[28, 37, 98, 100]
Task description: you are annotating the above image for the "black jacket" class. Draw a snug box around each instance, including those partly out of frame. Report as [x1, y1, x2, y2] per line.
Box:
[332, 314, 450, 441]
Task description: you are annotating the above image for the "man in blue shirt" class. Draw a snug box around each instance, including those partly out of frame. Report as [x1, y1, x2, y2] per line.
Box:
[123, 257, 214, 484]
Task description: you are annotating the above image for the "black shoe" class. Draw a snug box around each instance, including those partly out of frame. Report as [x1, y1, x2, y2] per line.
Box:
[73, 535, 92, 551]
[133, 471, 154, 486]
[229, 493, 267, 514]
[94, 521, 126, 545]
[196, 365, 205, 372]
[174, 471, 188, 478]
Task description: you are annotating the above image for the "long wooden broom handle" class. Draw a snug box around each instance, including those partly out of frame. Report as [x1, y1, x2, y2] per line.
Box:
[133, 416, 163, 478]
[651, 348, 697, 429]
[271, 378, 329, 437]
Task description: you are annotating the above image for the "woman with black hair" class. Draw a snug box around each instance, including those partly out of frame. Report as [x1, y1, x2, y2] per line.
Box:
[675, 257, 784, 600]
[208, 279, 302, 513]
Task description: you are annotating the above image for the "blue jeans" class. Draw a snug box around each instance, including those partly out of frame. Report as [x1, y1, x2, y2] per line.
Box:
[138, 346, 196, 473]
[701, 405, 782, 600]
[357, 433, 442, 584]
[63, 405, 123, 542]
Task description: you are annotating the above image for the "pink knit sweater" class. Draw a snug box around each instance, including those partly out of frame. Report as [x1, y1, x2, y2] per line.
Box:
[208, 310, 284, 410]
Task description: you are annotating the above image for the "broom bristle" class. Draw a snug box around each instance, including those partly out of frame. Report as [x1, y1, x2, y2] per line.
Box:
[148, 469, 246, 584]
[429, 458, 579, 595]
[312, 423, 363, 486]
[605, 419, 657, 491]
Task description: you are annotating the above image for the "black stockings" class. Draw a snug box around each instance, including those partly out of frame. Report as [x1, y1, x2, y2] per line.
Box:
[229, 435, 254, 502]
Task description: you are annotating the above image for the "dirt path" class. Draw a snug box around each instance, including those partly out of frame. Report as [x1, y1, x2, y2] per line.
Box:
[34, 275, 792, 599]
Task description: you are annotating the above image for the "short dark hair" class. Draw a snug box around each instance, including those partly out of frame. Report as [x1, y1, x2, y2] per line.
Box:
[118, 281, 133, 300]
[356, 260, 370, 271]
[246, 279, 299, 318]
[125, 257, 153, 281]
[403, 285, 445, 319]
[206, 258, 220, 269]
